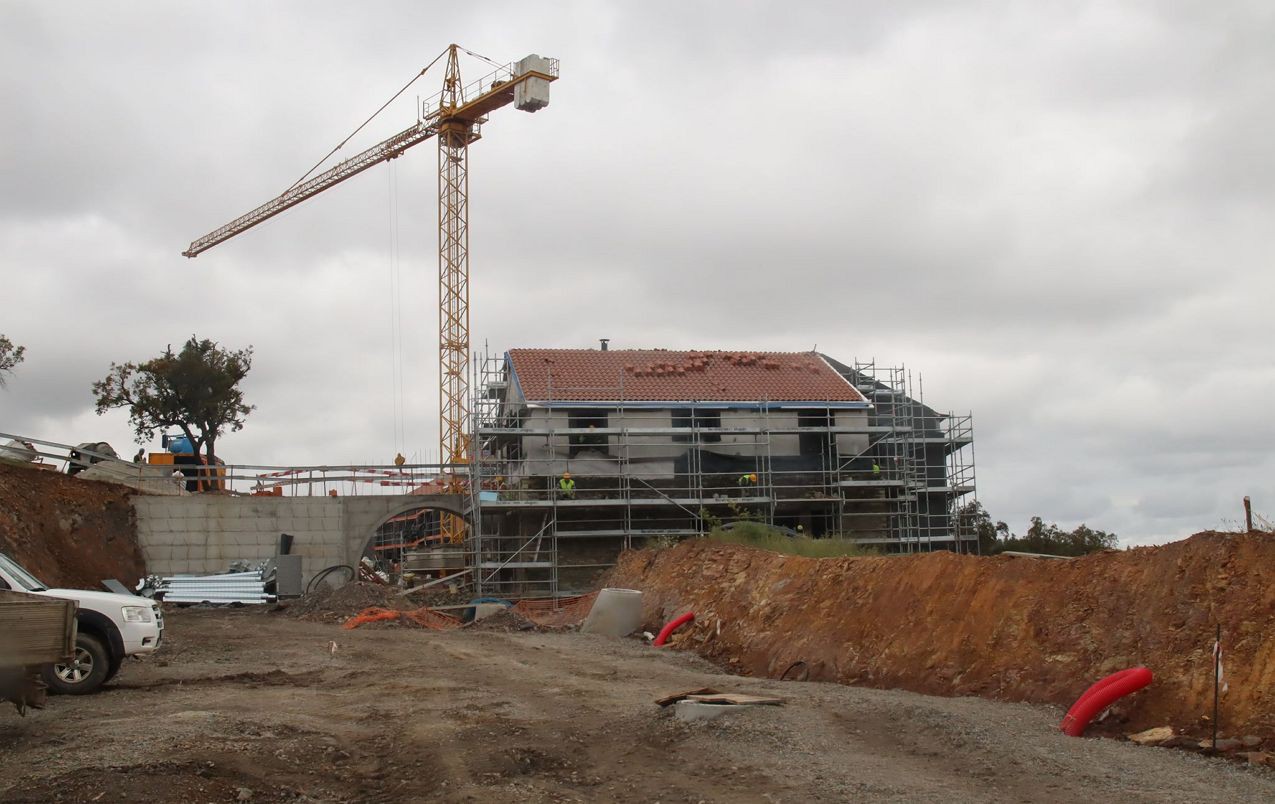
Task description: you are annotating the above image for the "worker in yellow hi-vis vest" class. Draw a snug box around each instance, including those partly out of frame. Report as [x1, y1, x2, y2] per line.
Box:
[737, 472, 758, 497]
[559, 471, 576, 499]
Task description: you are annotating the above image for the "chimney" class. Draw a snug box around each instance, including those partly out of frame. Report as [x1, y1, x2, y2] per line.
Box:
[599, 338, 610, 351]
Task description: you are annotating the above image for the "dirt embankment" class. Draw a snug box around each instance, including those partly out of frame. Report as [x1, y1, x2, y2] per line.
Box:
[0, 462, 145, 588]
[610, 532, 1275, 737]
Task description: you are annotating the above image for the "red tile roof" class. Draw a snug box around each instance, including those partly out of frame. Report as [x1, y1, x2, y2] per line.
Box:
[506, 349, 866, 404]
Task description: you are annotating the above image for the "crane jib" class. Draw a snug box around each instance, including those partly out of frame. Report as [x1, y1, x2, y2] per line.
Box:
[182, 120, 439, 257]
[181, 65, 555, 258]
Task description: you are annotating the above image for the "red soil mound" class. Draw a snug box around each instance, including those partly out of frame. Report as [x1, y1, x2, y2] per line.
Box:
[610, 532, 1275, 736]
[0, 462, 145, 588]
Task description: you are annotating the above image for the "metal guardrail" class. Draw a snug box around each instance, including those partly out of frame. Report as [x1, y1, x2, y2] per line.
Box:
[0, 432, 124, 471]
[0, 431, 470, 497]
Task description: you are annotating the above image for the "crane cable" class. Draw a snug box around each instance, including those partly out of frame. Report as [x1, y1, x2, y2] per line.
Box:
[459, 46, 505, 71]
[386, 160, 407, 455]
[288, 47, 450, 192]
[393, 160, 407, 454]
[288, 44, 500, 459]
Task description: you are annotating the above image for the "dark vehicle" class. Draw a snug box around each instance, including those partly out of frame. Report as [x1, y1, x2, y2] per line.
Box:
[66, 441, 117, 475]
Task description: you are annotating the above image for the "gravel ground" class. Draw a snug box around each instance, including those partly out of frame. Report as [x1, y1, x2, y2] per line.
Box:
[1, 607, 1271, 803]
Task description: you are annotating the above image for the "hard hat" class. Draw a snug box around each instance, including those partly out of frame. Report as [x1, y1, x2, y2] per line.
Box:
[749, 473, 758, 481]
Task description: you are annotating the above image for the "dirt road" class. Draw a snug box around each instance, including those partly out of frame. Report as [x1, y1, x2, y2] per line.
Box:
[1, 608, 1271, 803]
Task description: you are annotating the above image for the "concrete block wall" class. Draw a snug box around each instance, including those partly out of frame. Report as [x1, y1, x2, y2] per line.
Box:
[132, 493, 466, 588]
[134, 496, 345, 585]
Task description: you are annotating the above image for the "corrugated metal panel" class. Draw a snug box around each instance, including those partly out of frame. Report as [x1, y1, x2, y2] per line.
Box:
[155, 570, 273, 606]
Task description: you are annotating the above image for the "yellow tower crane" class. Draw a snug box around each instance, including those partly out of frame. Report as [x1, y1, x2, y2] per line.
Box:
[184, 45, 558, 542]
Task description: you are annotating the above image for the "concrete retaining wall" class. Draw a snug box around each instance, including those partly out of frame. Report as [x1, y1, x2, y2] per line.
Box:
[133, 494, 466, 587]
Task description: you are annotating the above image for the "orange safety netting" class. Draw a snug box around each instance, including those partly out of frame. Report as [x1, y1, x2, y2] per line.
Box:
[343, 606, 461, 631]
[512, 591, 599, 628]
[342, 607, 400, 629]
[342, 593, 597, 631]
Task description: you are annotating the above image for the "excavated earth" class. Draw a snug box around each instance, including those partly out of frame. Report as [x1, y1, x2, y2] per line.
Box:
[609, 532, 1275, 738]
[0, 462, 145, 588]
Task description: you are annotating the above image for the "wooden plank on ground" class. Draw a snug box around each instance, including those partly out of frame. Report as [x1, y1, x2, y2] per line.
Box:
[684, 693, 785, 706]
[655, 687, 721, 707]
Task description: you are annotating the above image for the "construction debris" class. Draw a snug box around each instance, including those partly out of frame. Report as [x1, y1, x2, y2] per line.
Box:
[683, 692, 784, 706]
[283, 582, 410, 622]
[1128, 726, 1175, 746]
[670, 692, 784, 723]
[655, 688, 722, 707]
[464, 608, 538, 632]
[656, 688, 784, 714]
[343, 607, 461, 631]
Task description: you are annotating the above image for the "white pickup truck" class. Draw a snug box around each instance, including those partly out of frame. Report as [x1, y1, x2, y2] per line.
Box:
[0, 552, 163, 694]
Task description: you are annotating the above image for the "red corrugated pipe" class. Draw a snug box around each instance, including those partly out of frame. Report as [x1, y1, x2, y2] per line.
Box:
[1059, 666, 1154, 736]
[653, 611, 695, 647]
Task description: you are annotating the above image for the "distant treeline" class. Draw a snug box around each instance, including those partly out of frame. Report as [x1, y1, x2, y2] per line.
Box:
[960, 502, 1117, 557]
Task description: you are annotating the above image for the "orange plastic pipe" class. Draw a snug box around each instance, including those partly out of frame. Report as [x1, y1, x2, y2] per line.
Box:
[1059, 667, 1153, 736]
[653, 611, 695, 647]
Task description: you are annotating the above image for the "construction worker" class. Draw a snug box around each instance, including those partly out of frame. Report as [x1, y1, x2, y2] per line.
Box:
[559, 471, 576, 499]
[737, 472, 758, 496]
[871, 461, 881, 479]
[394, 452, 406, 467]
[133, 448, 145, 464]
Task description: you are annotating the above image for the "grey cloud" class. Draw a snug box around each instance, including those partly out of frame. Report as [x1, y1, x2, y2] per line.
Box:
[3, 0, 1273, 546]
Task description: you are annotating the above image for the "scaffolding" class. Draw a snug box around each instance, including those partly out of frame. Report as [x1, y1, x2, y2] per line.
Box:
[468, 349, 976, 597]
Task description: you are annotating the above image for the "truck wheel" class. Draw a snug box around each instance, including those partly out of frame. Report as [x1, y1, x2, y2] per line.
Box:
[42, 633, 110, 695]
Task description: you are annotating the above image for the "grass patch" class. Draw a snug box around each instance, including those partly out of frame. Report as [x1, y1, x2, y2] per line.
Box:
[704, 521, 875, 558]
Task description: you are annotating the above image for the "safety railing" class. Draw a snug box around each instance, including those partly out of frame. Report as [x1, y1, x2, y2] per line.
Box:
[0, 431, 469, 498]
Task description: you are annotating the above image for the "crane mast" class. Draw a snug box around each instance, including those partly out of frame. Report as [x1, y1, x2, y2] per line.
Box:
[437, 46, 475, 543]
[184, 45, 557, 544]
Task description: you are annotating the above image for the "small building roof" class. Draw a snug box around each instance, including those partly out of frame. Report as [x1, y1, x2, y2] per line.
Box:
[506, 349, 868, 406]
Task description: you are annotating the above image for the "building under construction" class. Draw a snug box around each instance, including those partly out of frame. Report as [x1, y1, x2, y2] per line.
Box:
[468, 347, 976, 598]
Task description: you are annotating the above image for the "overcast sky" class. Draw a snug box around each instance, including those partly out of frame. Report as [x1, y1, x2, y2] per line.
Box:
[2, 1, 1272, 546]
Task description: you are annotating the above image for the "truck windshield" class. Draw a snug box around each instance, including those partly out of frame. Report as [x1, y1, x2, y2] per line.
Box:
[0, 552, 48, 592]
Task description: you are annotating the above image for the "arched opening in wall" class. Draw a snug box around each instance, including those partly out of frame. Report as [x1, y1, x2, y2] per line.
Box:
[359, 505, 468, 592]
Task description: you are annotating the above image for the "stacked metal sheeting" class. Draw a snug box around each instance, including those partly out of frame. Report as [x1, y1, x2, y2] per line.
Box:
[155, 569, 273, 605]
